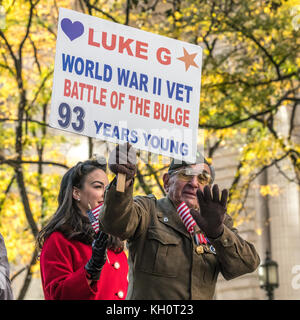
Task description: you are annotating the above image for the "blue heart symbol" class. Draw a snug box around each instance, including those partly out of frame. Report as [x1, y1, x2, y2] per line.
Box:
[61, 18, 84, 41]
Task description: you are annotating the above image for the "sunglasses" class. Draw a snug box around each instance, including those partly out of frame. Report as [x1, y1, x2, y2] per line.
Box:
[169, 167, 212, 186]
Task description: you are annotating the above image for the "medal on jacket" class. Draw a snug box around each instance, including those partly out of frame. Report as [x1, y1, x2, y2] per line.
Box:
[209, 245, 216, 254]
[194, 229, 209, 255]
[177, 202, 216, 255]
[196, 245, 204, 254]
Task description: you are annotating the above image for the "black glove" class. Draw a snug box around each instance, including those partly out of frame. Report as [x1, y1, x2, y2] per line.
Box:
[190, 184, 228, 239]
[108, 142, 137, 180]
[85, 231, 108, 281]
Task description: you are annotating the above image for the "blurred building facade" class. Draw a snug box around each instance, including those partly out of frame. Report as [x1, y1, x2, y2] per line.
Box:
[214, 105, 300, 300]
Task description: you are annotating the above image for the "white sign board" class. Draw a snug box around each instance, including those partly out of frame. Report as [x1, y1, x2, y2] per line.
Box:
[49, 8, 203, 162]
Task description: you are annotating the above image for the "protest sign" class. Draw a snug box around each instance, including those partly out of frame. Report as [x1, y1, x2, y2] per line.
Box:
[49, 7, 203, 163]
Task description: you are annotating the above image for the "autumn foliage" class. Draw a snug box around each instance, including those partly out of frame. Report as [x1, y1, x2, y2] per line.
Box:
[0, 0, 299, 298]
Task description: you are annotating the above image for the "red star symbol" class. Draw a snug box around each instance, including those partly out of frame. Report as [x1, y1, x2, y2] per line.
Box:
[177, 48, 199, 71]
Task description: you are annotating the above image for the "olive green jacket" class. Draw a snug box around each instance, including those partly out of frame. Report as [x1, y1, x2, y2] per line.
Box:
[99, 181, 260, 300]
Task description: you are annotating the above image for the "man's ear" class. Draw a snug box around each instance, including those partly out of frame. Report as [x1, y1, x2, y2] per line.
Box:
[163, 173, 170, 192]
[72, 187, 81, 201]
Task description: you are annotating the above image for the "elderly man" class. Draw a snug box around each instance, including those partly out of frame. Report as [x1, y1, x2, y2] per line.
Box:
[99, 144, 260, 300]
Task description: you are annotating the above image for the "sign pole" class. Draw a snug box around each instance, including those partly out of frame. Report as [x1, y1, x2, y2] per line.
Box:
[116, 173, 126, 192]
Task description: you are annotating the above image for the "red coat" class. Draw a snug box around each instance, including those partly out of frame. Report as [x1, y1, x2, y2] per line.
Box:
[40, 231, 128, 300]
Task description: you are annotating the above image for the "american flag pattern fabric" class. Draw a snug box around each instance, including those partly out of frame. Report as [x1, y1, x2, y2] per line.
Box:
[195, 232, 207, 245]
[177, 202, 208, 245]
[177, 202, 197, 233]
[87, 203, 103, 234]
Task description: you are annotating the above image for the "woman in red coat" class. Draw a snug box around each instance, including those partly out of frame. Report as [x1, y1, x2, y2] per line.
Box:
[37, 159, 128, 300]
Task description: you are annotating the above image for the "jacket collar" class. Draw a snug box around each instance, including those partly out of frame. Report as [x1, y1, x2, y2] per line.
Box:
[156, 196, 191, 239]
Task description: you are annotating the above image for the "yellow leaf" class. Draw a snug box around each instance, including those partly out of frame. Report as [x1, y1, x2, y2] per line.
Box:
[260, 184, 280, 197]
[174, 11, 182, 20]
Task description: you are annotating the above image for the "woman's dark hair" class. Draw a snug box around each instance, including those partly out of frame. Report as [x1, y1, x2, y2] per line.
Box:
[37, 159, 124, 253]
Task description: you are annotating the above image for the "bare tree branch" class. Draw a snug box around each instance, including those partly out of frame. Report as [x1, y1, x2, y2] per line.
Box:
[29, 36, 41, 74]
[0, 117, 50, 127]
[0, 156, 69, 169]
[136, 168, 152, 194]
[10, 267, 27, 283]
[82, 0, 119, 23]
[125, 0, 131, 26]
[17, 247, 39, 300]
[0, 174, 16, 214]
[200, 86, 300, 129]
[18, 0, 38, 58]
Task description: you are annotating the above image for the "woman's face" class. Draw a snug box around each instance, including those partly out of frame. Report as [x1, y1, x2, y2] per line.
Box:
[73, 169, 109, 213]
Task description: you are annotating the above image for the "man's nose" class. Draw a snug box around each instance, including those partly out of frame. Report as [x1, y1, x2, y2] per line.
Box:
[189, 176, 199, 188]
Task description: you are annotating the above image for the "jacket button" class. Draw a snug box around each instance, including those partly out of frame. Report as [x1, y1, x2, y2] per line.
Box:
[117, 291, 124, 298]
[113, 262, 120, 269]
